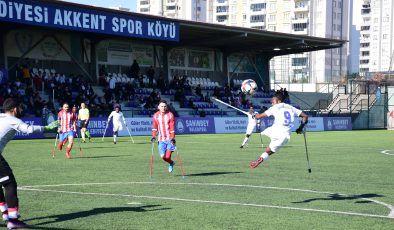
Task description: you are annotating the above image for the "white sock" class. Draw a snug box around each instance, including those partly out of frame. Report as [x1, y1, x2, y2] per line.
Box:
[260, 152, 270, 161]
[114, 135, 117, 142]
[242, 137, 249, 145]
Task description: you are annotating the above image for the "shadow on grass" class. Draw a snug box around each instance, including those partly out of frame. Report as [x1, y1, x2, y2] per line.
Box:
[25, 205, 170, 226]
[292, 193, 384, 204]
[185, 172, 242, 177]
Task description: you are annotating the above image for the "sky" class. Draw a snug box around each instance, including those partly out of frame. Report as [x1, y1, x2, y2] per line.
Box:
[63, 0, 137, 11]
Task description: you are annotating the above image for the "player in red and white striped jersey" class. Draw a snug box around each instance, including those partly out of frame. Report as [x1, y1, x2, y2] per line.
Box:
[151, 100, 177, 173]
[57, 103, 77, 159]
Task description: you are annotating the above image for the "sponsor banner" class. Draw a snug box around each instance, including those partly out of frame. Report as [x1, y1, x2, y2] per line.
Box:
[14, 118, 44, 139]
[176, 117, 215, 134]
[120, 117, 152, 136]
[0, 0, 180, 42]
[219, 117, 325, 134]
[292, 117, 324, 132]
[118, 117, 215, 136]
[323, 117, 352, 131]
[86, 118, 113, 137]
[214, 117, 248, 133]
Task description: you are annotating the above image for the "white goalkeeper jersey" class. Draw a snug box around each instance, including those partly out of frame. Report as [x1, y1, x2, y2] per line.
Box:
[264, 103, 302, 137]
[0, 113, 44, 154]
[108, 111, 126, 125]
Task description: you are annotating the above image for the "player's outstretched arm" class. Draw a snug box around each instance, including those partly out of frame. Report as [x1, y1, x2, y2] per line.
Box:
[17, 120, 58, 134]
[253, 112, 268, 120]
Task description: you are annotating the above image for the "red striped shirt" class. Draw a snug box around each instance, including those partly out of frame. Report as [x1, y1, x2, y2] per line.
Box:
[58, 110, 76, 132]
[152, 111, 175, 142]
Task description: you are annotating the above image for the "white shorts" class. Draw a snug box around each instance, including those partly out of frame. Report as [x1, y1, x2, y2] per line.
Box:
[246, 123, 256, 135]
[113, 122, 123, 132]
[261, 127, 290, 152]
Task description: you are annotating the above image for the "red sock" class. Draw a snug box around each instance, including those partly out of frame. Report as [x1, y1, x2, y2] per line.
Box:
[66, 146, 72, 154]
[163, 150, 173, 164]
[58, 141, 64, 150]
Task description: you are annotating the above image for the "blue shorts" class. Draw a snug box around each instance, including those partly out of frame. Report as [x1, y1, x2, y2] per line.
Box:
[59, 131, 75, 142]
[158, 141, 176, 156]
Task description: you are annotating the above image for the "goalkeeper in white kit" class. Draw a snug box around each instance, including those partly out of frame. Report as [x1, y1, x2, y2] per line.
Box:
[107, 104, 127, 144]
[0, 98, 57, 229]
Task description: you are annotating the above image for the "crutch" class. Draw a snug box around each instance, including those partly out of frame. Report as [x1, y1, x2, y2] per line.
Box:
[101, 120, 109, 142]
[52, 133, 59, 159]
[303, 128, 312, 173]
[149, 142, 154, 178]
[75, 131, 84, 157]
[176, 147, 185, 179]
[125, 126, 135, 143]
[257, 120, 264, 148]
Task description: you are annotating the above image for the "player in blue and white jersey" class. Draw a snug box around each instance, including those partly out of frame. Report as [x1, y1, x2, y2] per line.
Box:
[249, 93, 308, 168]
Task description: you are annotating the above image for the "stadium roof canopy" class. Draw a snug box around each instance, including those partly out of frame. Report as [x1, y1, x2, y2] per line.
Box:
[0, 0, 346, 57]
[176, 21, 345, 56]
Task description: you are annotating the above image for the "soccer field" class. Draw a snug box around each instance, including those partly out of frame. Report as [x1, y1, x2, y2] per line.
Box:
[3, 130, 394, 229]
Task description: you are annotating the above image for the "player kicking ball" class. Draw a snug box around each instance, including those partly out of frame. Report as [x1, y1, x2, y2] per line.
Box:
[0, 98, 58, 229]
[151, 100, 177, 173]
[58, 103, 77, 159]
[240, 106, 258, 148]
[107, 104, 127, 144]
[249, 93, 308, 168]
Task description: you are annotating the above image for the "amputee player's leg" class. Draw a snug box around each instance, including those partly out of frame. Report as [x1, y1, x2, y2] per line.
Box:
[65, 132, 74, 159]
[250, 135, 289, 168]
[241, 123, 255, 148]
[58, 133, 67, 150]
[81, 122, 86, 142]
[166, 141, 176, 172]
[113, 123, 120, 144]
[0, 156, 30, 228]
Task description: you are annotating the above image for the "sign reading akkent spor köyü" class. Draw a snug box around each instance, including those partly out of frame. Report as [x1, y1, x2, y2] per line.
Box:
[0, 0, 180, 42]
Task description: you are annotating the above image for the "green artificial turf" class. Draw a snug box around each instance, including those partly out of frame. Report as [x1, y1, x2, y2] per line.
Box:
[2, 130, 394, 229]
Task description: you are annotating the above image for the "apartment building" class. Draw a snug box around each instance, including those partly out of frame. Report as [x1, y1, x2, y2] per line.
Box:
[359, 0, 394, 76]
[137, 0, 207, 22]
[137, 0, 351, 91]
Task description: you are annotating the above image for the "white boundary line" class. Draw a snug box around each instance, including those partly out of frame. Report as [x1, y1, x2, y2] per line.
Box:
[381, 150, 394, 156]
[20, 182, 394, 219]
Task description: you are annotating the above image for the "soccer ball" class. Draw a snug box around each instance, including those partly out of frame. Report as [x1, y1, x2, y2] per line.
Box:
[241, 79, 257, 95]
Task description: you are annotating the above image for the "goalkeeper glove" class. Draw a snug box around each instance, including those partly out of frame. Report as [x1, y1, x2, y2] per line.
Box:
[44, 121, 58, 131]
[171, 139, 176, 145]
[151, 137, 156, 143]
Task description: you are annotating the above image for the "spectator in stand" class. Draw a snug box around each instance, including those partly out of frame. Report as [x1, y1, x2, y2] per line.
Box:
[144, 95, 155, 109]
[108, 75, 116, 94]
[21, 65, 31, 86]
[168, 102, 178, 117]
[199, 108, 206, 117]
[174, 89, 185, 108]
[147, 66, 155, 88]
[129, 60, 140, 78]
[204, 92, 211, 103]
[157, 75, 166, 94]
[283, 88, 289, 101]
[195, 84, 203, 99]
[63, 86, 72, 105]
[188, 98, 197, 110]
[213, 86, 221, 98]
[183, 79, 192, 93]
